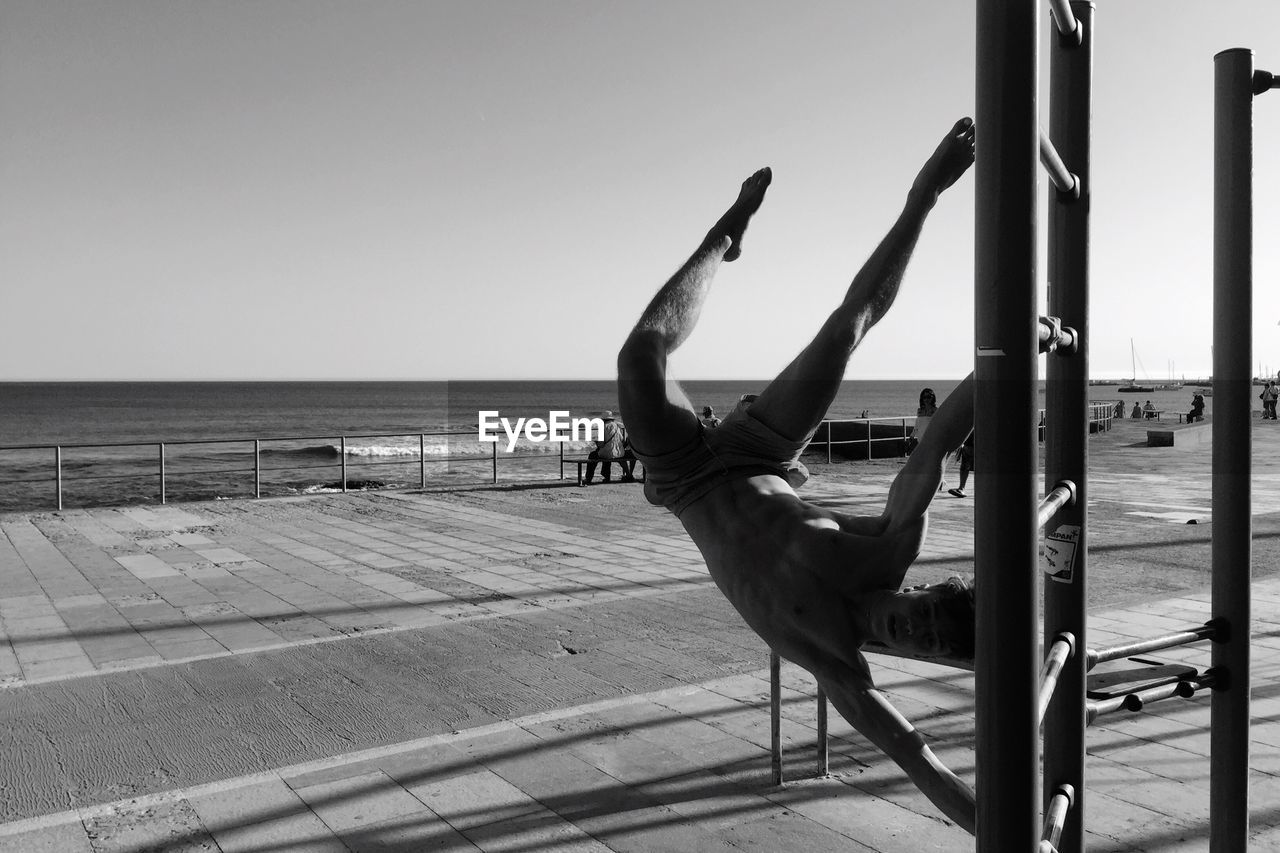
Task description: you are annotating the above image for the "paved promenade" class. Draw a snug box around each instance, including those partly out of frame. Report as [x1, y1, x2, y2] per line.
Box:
[1, 418, 1279, 851]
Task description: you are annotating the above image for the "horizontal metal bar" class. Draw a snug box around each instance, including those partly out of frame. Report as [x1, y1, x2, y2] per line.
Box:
[1086, 624, 1218, 669]
[1038, 633, 1076, 724]
[1037, 318, 1078, 354]
[1085, 695, 1128, 725]
[1087, 672, 1215, 725]
[1118, 677, 1205, 713]
[1037, 481, 1077, 529]
[1039, 126, 1078, 195]
[1047, 0, 1078, 37]
[0, 430, 475, 452]
[1041, 784, 1075, 849]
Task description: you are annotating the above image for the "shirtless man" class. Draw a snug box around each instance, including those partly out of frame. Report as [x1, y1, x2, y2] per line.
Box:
[617, 118, 980, 833]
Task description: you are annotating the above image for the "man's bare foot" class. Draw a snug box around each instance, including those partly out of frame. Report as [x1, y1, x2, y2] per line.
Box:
[911, 118, 976, 199]
[707, 167, 772, 262]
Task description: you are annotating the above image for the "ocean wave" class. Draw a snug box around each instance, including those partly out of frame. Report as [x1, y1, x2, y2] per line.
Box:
[264, 439, 600, 459]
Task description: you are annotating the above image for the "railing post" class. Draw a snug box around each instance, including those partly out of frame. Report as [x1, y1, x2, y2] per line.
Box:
[975, 0, 1041, 848]
[826, 420, 832, 464]
[1211, 46, 1255, 851]
[159, 442, 167, 504]
[341, 437, 348, 492]
[254, 439, 261, 498]
[420, 434, 427, 488]
[492, 441, 498, 484]
[55, 446, 63, 511]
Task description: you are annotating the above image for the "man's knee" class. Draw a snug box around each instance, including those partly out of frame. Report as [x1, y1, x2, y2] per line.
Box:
[618, 329, 667, 379]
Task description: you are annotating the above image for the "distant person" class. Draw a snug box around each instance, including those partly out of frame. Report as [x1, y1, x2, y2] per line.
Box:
[1261, 382, 1278, 419]
[948, 431, 975, 498]
[583, 411, 632, 484]
[1143, 400, 1156, 419]
[617, 118, 982, 832]
[1187, 393, 1205, 423]
[1131, 402, 1142, 419]
[1114, 401, 1124, 419]
[905, 387, 938, 456]
[700, 406, 722, 428]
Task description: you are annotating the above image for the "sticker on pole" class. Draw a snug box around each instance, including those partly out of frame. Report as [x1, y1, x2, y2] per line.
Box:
[1044, 524, 1080, 583]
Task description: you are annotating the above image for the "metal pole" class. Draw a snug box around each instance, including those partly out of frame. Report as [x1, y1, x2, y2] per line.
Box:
[975, 0, 1041, 847]
[341, 437, 348, 492]
[421, 434, 427, 488]
[159, 443, 166, 504]
[1211, 46, 1254, 851]
[816, 687, 828, 775]
[492, 442, 498, 484]
[55, 446, 63, 511]
[254, 439, 261, 498]
[770, 650, 782, 786]
[1044, 6, 1093, 851]
[1038, 127, 1078, 195]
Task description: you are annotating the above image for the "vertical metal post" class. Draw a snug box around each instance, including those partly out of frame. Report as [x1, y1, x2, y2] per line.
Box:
[975, 0, 1041, 848]
[159, 443, 167, 504]
[492, 442, 498, 484]
[770, 650, 782, 786]
[815, 687, 829, 775]
[254, 440, 261, 498]
[55, 446, 63, 511]
[826, 422, 832, 464]
[420, 434, 427, 488]
[1044, 6, 1093, 853]
[341, 437, 348, 492]
[1211, 47, 1254, 851]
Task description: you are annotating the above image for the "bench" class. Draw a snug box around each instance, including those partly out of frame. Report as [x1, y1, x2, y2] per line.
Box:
[1142, 409, 1165, 421]
[560, 456, 640, 486]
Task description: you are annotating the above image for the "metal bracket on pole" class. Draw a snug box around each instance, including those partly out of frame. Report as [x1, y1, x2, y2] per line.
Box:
[1252, 69, 1279, 95]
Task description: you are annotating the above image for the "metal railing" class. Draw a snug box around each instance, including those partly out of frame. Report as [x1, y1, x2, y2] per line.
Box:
[816, 402, 1115, 463]
[0, 431, 569, 511]
[1, 402, 1119, 513]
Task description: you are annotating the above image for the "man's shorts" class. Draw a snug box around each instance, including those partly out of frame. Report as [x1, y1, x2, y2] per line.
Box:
[632, 407, 811, 518]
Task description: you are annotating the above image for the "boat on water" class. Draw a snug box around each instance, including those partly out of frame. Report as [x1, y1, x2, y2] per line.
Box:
[1119, 339, 1155, 393]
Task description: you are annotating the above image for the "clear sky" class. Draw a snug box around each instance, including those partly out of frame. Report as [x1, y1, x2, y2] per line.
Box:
[2, 1, 1278, 381]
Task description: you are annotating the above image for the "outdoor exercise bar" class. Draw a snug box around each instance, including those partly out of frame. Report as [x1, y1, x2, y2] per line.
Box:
[1036, 319, 1078, 354]
[1037, 633, 1076, 724]
[1047, 0, 1079, 38]
[1043, 2, 1093, 850]
[974, 0, 1041, 846]
[1039, 128, 1079, 196]
[1085, 623, 1218, 669]
[1042, 784, 1076, 851]
[1211, 47, 1261, 849]
[1036, 481, 1077, 530]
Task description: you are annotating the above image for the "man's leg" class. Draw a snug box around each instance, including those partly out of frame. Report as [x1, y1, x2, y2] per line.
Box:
[618, 169, 772, 456]
[746, 118, 976, 442]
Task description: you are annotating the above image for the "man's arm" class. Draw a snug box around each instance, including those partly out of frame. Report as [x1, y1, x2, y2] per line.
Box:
[845, 681, 976, 835]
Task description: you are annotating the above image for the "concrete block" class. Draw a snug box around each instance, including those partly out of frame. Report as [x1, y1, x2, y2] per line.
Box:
[1147, 421, 1212, 449]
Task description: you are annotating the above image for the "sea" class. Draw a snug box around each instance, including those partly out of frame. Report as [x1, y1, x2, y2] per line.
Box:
[0, 380, 1211, 513]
